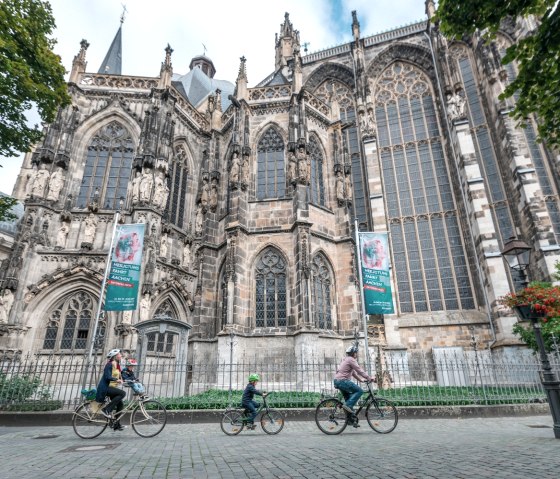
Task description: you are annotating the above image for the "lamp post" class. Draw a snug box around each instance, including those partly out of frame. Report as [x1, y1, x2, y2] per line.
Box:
[501, 238, 560, 439]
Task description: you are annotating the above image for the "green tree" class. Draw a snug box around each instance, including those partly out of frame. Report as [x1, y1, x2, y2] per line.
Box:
[0, 196, 18, 222]
[0, 0, 70, 158]
[436, 0, 560, 149]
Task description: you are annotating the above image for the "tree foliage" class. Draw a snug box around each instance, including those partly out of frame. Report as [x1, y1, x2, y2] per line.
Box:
[436, 0, 560, 149]
[0, 195, 18, 222]
[0, 0, 70, 158]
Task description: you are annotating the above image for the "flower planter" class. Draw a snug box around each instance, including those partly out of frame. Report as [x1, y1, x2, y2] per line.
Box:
[512, 305, 546, 321]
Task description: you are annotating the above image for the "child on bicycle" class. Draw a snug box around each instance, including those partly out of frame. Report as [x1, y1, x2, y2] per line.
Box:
[121, 358, 146, 397]
[242, 374, 266, 430]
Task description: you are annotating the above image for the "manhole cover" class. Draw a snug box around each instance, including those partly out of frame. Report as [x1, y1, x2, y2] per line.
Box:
[527, 425, 551, 428]
[33, 435, 60, 439]
[60, 443, 120, 453]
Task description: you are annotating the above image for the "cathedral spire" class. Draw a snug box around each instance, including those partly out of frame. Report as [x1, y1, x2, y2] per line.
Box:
[275, 12, 301, 71]
[158, 44, 173, 88]
[69, 39, 89, 83]
[235, 56, 248, 101]
[352, 10, 360, 44]
[98, 21, 123, 75]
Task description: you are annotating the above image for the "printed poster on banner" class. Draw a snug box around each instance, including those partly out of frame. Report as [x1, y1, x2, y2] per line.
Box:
[359, 232, 394, 314]
[105, 224, 145, 311]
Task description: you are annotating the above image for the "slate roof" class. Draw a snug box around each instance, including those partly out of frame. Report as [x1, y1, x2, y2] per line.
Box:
[172, 67, 235, 111]
[98, 25, 122, 75]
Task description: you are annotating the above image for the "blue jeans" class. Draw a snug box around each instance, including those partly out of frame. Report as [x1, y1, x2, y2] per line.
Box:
[333, 379, 362, 410]
[242, 400, 260, 423]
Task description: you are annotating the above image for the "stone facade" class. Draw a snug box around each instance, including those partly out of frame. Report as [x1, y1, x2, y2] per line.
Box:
[1, 10, 560, 366]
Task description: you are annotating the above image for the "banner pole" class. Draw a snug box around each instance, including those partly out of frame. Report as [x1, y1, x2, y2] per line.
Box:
[354, 220, 372, 376]
[87, 211, 120, 364]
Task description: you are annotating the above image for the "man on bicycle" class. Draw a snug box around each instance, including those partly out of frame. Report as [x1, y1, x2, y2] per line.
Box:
[334, 344, 375, 427]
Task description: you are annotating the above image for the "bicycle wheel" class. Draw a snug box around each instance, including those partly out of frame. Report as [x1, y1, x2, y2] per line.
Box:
[72, 403, 108, 439]
[366, 398, 398, 433]
[315, 398, 348, 435]
[220, 409, 245, 436]
[131, 400, 167, 438]
[260, 409, 284, 435]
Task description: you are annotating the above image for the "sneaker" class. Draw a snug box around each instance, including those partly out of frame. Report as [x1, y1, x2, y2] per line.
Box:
[342, 404, 354, 414]
[113, 424, 127, 431]
[247, 423, 256, 430]
[100, 408, 112, 419]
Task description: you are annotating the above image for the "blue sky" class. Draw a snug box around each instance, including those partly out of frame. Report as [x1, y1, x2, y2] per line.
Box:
[0, 0, 427, 195]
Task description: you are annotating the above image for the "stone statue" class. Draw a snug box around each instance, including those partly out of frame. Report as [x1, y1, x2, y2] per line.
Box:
[0, 289, 14, 323]
[83, 213, 98, 244]
[139, 168, 154, 202]
[46, 167, 65, 202]
[56, 222, 70, 248]
[139, 293, 151, 322]
[209, 177, 218, 210]
[287, 151, 297, 185]
[336, 170, 345, 205]
[229, 152, 240, 184]
[160, 233, 169, 257]
[153, 171, 168, 208]
[296, 146, 310, 183]
[447, 92, 466, 121]
[25, 164, 38, 198]
[122, 310, 133, 323]
[182, 242, 192, 269]
[195, 203, 204, 235]
[32, 164, 50, 198]
[131, 171, 142, 204]
[200, 176, 210, 207]
[241, 154, 250, 186]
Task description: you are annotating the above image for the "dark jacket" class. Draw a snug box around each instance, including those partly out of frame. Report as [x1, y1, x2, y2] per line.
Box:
[121, 368, 138, 382]
[95, 360, 120, 403]
[241, 383, 263, 405]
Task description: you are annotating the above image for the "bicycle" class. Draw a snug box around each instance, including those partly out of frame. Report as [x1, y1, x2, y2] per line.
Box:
[72, 381, 167, 439]
[315, 379, 398, 435]
[220, 392, 285, 436]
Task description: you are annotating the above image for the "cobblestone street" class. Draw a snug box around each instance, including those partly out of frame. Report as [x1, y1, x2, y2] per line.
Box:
[1, 415, 559, 478]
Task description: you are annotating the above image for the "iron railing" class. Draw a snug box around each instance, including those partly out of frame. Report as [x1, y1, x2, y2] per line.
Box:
[1, 350, 558, 411]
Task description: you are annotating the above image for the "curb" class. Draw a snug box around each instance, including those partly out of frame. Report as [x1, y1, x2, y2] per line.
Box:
[0, 403, 550, 427]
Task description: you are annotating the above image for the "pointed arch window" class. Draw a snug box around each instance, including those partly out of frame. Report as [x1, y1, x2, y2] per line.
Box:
[77, 121, 134, 209]
[256, 128, 285, 200]
[374, 61, 475, 313]
[147, 300, 178, 354]
[309, 135, 325, 206]
[255, 247, 287, 328]
[42, 291, 101, 351]
[168, 144, 189, 228]
[311, 253, 332, 329]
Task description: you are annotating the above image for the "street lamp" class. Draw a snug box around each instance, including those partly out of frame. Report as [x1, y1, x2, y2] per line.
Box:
[501, 239, 560, 439]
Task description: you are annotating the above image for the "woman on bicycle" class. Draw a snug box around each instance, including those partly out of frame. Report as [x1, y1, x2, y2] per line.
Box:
[95, 348, 126, 431]
[333, 344, 374, 427]
[242, 374, 266, 430]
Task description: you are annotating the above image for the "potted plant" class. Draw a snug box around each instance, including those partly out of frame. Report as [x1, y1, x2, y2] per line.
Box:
[500, 276, 560, 353]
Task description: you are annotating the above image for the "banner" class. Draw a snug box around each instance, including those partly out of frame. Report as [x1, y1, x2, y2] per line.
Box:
[359, 232, 394, 314]
[105, 224, 145, 311]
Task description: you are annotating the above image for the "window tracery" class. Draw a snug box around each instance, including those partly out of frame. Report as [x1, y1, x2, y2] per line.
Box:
[168, 144, 189, 228]
[256, 127, 285, 200]
[308, 135, 325, 206]
[311, 253, 332, 329]
[255, 247, 287, 328]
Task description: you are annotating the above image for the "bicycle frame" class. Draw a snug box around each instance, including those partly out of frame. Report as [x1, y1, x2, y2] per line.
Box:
[239, 393, 272, 421]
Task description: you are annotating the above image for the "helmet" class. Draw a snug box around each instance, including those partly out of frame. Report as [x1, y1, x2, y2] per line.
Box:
[125, 358, 138, 367]
[346, 344, 359, 355]
[248, 374, 260, 382]
[107, 348, 121, 359]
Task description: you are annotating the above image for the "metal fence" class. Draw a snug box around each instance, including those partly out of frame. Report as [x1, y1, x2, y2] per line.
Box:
[1, 350, 558, 411]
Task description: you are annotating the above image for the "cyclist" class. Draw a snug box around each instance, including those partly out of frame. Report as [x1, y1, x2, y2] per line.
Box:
[121, 358, 146, 397]
[333, 343, 375, 427]
[242, 373, 266, 430]
[95, 348, 126, 431]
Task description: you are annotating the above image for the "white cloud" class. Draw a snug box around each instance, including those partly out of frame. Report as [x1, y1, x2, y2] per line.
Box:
[0, 0, 427, 195]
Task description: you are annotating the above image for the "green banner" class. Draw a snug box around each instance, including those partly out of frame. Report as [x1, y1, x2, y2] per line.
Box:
[359, 232, 394, 314]
[105, 224, 145, 311]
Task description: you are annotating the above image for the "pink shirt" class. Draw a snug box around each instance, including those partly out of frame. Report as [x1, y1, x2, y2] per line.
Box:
[334, 356, 372, 381]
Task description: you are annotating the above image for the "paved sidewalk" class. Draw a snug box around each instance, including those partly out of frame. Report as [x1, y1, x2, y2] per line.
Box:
[1, 415, 559, 478]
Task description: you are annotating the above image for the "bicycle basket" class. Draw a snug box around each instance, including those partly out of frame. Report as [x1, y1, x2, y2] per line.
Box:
[81, 388, 97, 401]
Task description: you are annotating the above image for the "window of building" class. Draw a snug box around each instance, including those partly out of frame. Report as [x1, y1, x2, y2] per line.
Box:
[77, 121, 134, 209]
[168, 144, 189, 228]
[255, 247, 287, 327]
[256, 127, 285, 200]
[374, 61, 475, 313]
[309, 135, 325, 206]
[146, 300, 178, 355]
[42, 291, 101, 351]
[311, 253, 332, 329]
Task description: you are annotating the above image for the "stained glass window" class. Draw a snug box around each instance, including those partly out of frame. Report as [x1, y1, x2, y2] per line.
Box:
[255, 247, 287, 327]
[167, 144, 189, 228]
[309, 135, 325, 206]
[311, 253, 332, 329]
[256, 128, 285, 200]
